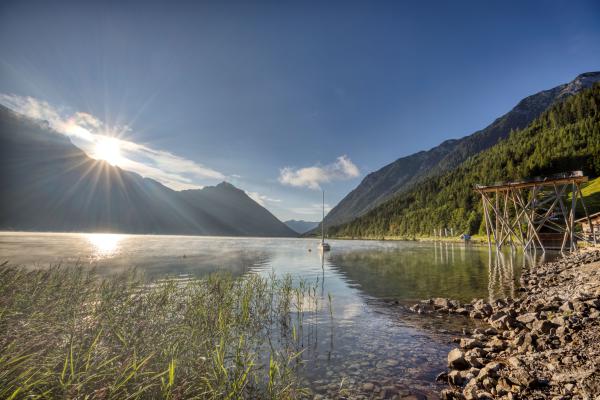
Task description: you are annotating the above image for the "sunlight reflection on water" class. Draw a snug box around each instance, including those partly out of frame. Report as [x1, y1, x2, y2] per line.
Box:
[85, 233, 125, 258]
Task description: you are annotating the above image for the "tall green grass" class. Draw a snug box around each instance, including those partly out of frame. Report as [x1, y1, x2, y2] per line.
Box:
[0, 264, 316, 399]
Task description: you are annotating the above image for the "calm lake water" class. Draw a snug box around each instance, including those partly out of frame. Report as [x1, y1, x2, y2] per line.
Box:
[0, 232, 551, 398]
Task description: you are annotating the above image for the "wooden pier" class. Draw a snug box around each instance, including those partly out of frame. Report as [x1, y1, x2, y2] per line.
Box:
[475, 171, 596, 252]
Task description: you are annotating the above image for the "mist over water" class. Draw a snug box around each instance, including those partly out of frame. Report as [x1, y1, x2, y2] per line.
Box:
[0, 232, 552, 394]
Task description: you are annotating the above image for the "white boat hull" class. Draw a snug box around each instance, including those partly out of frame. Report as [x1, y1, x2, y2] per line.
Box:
[318, 242, 331, 251]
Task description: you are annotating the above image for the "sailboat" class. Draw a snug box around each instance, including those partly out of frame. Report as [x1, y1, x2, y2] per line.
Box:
[318, 190, 331, 251]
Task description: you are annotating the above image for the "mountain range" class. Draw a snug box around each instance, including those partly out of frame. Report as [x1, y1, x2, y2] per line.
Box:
[3, 72, 599, 239]
[321, 72, 600, 230]
[284, 220, 319, 234]
[0, 105, 296, 237]
[328, 77, 600, 238]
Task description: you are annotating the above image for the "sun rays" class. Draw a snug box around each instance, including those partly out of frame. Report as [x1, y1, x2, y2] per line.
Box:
[92, 136, 123, 166]
[0, 94, 226, 190]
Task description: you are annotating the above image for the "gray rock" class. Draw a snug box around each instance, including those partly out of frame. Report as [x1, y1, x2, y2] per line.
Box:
[507, 357, 522, 368]
[448, 370, 467, 386]
[433, 297, 451, 309]
[516, 312, 538, 324]
[464, 355, 484, 368]
[495, 377, 512, 395]
[486, 337, 506, 351]
[508, 367, 537, 388]
[441, 389, 466, 400]
[490, 314, 517, 330]
[460, 338, 484, 349]
[483, 327, 498, 336]
[448, 348, 470, 370]
[477, 362, 503, 381]
[559, 301, 574, 312]
[532, 319, 558, 334]
[473, 300, 493, 316]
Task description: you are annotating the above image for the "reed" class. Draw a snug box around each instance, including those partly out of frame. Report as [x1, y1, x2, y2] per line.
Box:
[0, 264, 314, 399]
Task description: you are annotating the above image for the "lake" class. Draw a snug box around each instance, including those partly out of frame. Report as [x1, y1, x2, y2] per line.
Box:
[0, 232, 551, 398]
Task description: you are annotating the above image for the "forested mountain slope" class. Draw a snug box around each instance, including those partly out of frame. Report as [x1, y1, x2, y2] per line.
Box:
[329, 83, 600, 238]
[322, 72, 600, 228]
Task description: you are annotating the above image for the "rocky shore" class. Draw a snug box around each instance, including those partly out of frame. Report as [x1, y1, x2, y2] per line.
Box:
[410, 250, 600, 400]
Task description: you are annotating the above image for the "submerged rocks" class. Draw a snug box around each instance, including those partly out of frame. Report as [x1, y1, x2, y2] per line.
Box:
[361, 382, 374, 391]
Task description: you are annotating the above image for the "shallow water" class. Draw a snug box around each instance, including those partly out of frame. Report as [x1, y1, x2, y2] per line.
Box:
[0, 232, 552, 397]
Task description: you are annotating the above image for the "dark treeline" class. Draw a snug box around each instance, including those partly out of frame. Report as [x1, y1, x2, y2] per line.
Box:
[330, 83, 600, 238]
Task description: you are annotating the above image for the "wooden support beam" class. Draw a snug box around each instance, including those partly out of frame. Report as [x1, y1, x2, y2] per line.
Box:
[476, 173, 592, 253]
[570, 181, 577, 251]
[577, 184, 596, 245]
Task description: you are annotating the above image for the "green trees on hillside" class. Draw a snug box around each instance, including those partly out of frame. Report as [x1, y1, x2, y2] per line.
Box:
[330, 83, 600, 238]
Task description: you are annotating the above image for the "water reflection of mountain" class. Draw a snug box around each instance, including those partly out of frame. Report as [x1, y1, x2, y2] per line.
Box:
[328, 244, 539, 303]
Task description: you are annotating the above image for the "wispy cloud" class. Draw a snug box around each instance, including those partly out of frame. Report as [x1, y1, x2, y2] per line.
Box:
[245, 191, 281, 207]
[278, 155, 359, 190]
[0, 94, 226, 190]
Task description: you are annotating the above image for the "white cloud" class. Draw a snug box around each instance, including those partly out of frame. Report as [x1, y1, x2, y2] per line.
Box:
[0, 94, 226, 190]
[245, 191, 281, 207]
[278, 155, 360, 190]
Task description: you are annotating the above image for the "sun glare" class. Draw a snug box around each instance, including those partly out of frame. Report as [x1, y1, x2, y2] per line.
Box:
[93, 137, 122, 166]
[86, 233, 124, 258]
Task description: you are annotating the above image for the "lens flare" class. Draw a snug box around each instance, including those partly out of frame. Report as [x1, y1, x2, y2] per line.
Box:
[93, 137, 122, 166]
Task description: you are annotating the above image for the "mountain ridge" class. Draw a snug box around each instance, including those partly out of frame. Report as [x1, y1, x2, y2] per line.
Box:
[284, 220, 319, 234]
[321, 72, 600, 230]
[0, 105, 296, 237]
[328, 81, 600, 238]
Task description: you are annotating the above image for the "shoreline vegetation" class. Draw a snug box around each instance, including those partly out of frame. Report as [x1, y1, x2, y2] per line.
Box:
[0, 264, 324, 399]
[325, 235, 489, 244]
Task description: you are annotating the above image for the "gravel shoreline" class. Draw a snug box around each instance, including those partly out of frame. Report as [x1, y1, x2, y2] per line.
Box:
[410, 249, 600, 400]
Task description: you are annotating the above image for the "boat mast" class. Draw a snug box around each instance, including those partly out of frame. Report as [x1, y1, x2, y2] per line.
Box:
[322, 190, 325, 244]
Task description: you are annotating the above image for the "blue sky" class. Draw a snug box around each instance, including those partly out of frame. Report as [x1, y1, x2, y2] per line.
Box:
[1, 0, 600, 221]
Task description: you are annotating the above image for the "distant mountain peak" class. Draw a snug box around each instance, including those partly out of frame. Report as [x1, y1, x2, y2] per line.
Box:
[216, 181, 235, 189]
[284, 220, 319, 235]
[560, 71, 600, 98]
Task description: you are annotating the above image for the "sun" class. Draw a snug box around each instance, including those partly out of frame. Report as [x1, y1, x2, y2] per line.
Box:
[93, 137, 122, 166]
